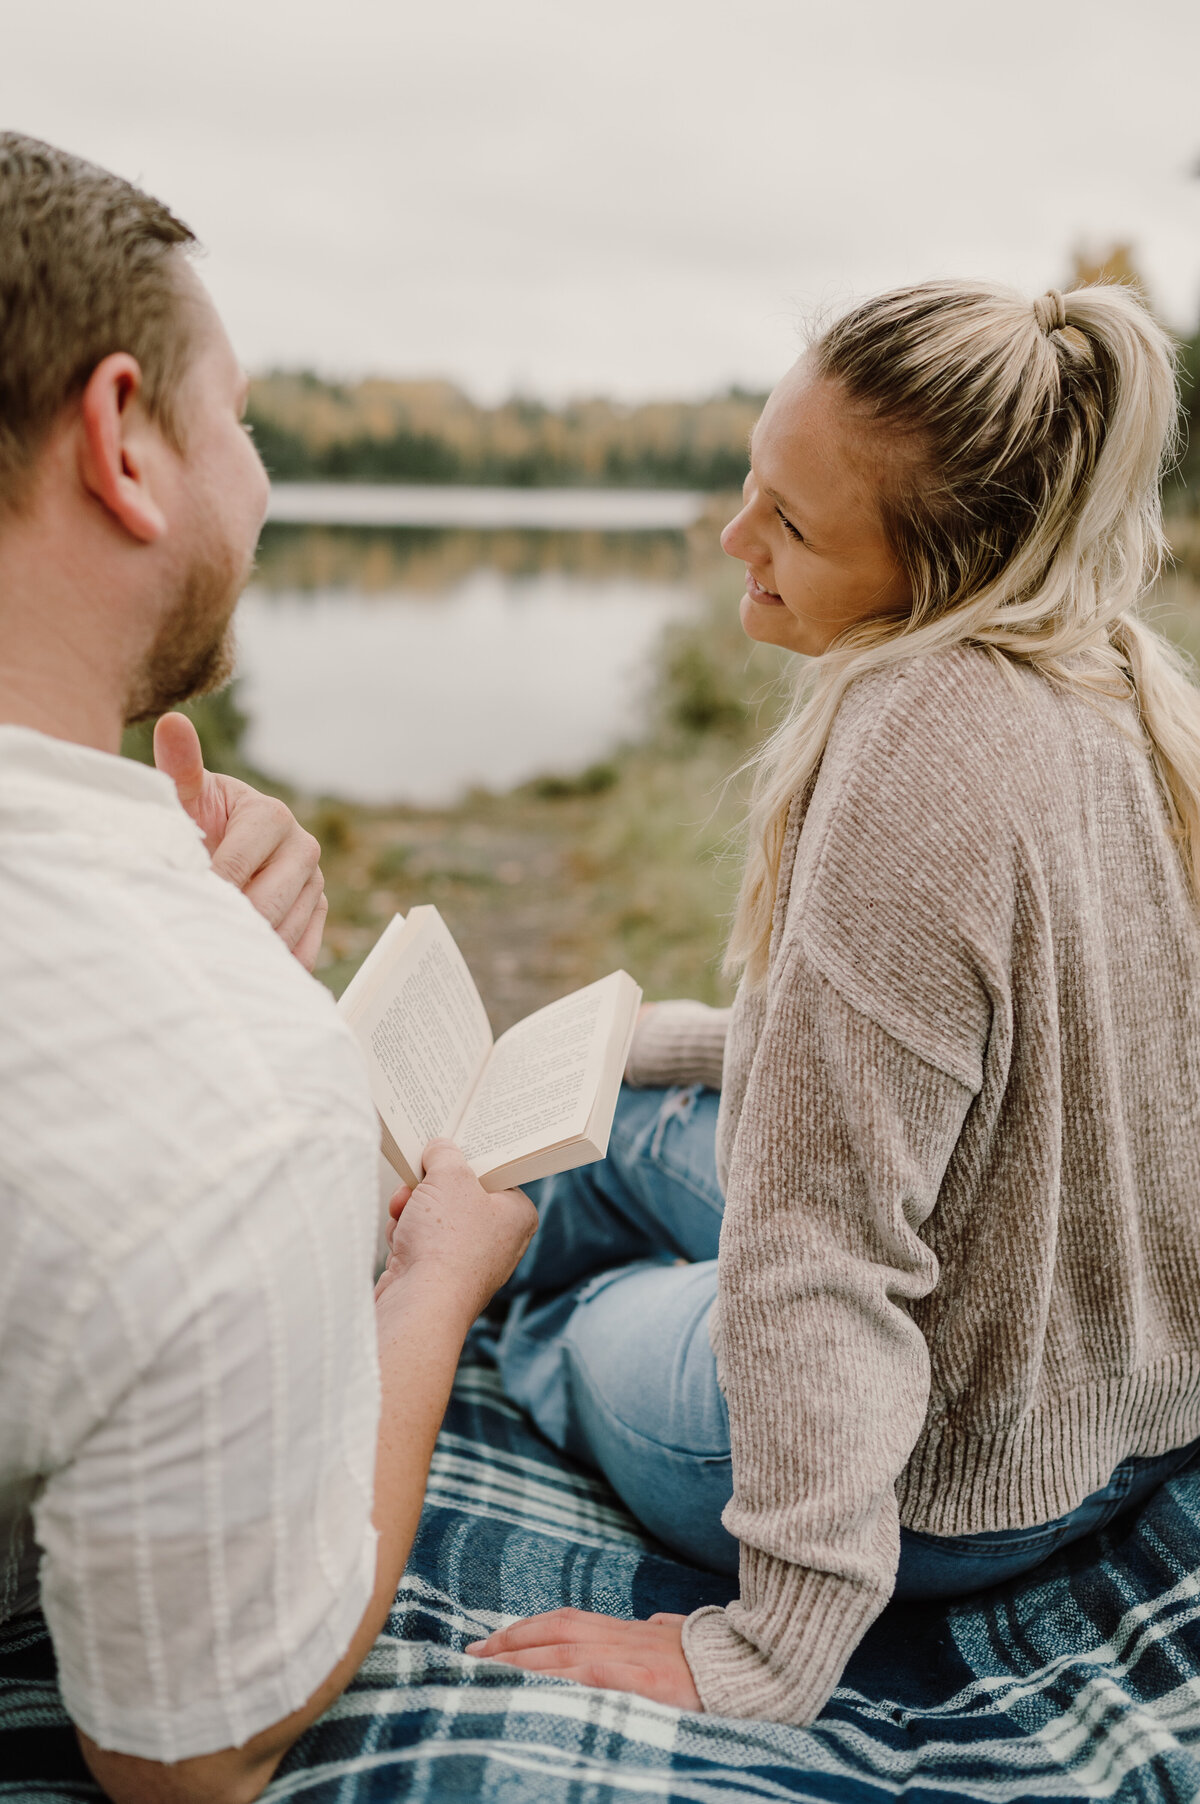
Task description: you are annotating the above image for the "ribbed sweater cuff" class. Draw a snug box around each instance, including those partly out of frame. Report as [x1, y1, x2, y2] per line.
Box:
[624, 1001, 730, 1092]
[681, 1553, 884, 1725]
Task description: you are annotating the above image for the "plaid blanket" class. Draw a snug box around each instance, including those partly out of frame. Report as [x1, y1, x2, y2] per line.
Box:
[6, 1340, 1200, 1802]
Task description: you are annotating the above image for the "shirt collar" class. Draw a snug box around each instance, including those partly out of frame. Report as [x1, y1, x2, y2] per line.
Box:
[0, 724, 211, 871]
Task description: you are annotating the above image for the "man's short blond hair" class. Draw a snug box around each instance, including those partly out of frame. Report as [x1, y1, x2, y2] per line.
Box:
[0, 133, 197, 513]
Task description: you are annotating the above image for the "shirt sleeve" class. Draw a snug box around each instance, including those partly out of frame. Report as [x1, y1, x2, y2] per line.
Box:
[682, 948, 974, 1724]
[31, 1113, 382, 1764]
[624, 1001, 731, 1091]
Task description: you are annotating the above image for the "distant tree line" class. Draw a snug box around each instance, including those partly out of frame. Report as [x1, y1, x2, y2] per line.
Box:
[246, 372, 764, 490]
[246, 257, 1199, 506]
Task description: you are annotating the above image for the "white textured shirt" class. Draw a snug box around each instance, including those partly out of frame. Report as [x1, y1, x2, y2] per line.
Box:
[0, 726, 383, 1761]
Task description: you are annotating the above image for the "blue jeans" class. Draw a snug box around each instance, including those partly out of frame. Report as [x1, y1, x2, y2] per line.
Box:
[493, 1084, 1200, 1597]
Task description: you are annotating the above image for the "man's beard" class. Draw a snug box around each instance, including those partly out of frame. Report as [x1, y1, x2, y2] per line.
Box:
[123, 542, 245, 727]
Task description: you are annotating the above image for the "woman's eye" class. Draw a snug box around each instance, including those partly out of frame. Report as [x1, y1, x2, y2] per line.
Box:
[776, 507, 804, 542]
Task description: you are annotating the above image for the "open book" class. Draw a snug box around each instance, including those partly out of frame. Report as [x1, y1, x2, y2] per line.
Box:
[338, 906, 642, 1192]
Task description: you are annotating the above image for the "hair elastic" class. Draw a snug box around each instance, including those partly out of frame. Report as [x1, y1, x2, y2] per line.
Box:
[1033, 290, 1068, 335]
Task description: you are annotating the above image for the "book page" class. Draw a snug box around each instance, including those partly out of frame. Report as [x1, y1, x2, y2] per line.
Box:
[348, 907, 493, 1176]
[456, 977, 615, 1174]
[337, 911, 408, 1024]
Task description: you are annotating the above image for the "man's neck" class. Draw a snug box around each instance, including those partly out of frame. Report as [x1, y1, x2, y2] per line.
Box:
[0, 613, 127, 754]
[0, 515, 133, 755]
[0, 670, 124, 754]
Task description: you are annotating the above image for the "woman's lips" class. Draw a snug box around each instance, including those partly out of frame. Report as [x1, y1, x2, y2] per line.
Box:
[746, 568, 784, 605]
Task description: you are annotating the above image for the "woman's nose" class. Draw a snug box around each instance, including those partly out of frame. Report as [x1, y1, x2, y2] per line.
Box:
[721, 506, 754, 560]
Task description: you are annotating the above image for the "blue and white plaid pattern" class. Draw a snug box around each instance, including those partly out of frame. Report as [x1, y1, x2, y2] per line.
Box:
[6, 1340, 1200, 1801]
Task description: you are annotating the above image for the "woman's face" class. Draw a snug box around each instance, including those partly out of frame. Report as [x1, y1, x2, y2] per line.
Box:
[722, 357, 912, 657]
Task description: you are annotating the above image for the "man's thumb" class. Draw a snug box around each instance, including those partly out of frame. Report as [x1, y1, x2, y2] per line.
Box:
[153, 712, 207, 808]
[421, 1137, 468, 1175]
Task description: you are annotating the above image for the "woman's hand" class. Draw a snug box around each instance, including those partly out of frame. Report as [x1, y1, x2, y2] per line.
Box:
[465, 1609, 702, 1711]
[376, 1139, 537, 1318]
[153, 712, 328, 969]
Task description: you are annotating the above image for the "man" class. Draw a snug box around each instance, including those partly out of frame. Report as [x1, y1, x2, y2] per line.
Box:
[0, 133, 536, 1803]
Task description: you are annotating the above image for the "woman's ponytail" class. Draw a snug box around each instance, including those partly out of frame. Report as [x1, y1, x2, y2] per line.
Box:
[1058, 284, 1200, 899]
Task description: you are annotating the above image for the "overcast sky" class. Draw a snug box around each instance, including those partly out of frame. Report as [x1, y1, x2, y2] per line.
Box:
[4, 0, 1199, 401]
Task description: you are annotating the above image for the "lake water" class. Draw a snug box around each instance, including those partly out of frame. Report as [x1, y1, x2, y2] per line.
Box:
[236, 509, 707, 806]
[266, 481, 708, 533]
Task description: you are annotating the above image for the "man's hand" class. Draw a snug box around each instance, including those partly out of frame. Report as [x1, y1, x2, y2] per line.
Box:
[465, 1609, 703, 1710]
[377, 1139, 537, 1318]
[153, 712, 327, 970]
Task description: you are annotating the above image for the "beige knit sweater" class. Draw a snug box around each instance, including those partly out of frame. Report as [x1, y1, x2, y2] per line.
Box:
[625, 644, 1200, 1726]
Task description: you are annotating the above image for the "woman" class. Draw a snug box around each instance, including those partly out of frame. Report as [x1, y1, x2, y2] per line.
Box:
[465, 281, 1200, 1724]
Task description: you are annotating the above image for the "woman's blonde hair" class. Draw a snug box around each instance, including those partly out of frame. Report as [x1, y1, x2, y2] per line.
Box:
[726, 279, 1197, 985]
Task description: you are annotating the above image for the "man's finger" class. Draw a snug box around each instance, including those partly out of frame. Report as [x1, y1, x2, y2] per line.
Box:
[479, 1643, 601, 1675]
[153, 712, 207, 808]
[479, 1650, 660, 1697]
[238, 823, 321, 921]
[272, 867, 326, 950]
[209, 795, 297, 897]
[290, 891, 328, 973]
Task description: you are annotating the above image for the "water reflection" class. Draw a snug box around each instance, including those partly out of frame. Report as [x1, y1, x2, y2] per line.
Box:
[238, 524, 703, 806]
[252, 522, 694, 593]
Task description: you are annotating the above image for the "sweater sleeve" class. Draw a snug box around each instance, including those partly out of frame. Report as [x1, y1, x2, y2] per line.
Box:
[682, 946, 974, 1724]
[624, 1000, 730, 1092]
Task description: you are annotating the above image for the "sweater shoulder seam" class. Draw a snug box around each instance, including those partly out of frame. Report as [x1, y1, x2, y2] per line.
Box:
[784, 934, 982, 1093]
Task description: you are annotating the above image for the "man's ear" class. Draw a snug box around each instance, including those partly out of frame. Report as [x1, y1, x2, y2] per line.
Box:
[77, 353, 169, 544]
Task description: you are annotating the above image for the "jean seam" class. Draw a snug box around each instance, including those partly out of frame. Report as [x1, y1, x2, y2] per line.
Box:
[627, 1088, 724, 1206]
[903, 1527, 1071, 1558]
[581, 1108, 721, 1216]
[648, 1085, 697, 1161]
[637, 1168, 725, 1222]
[607, 1087, 690, 1164]
[598, 1158, 720, 1222]
[903, 1462, 1154, 1559]
[562, 1340, 731, 1464]
[629, 1128, 725, 1216]
[1106, 1467, 1136, 1504]
[570, 1260, 670, 1308]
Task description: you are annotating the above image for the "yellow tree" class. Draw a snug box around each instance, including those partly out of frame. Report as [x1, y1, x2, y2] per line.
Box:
[1067, 242, 1151, 305]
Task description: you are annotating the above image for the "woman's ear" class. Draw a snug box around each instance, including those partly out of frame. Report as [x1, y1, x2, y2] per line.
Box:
[77, 352, 168, 544]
